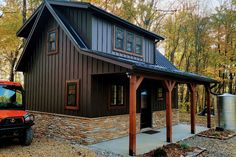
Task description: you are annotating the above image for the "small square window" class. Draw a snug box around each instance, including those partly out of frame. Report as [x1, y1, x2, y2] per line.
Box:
[65, 80, 79, 110]
[47, 28, 58, 54]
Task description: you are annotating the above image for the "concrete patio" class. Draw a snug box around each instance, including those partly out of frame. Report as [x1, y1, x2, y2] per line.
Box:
[90, 123, 208, 156]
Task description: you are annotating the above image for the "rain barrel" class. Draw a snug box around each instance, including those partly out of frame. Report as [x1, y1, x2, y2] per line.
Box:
[217, 93, 236, 131]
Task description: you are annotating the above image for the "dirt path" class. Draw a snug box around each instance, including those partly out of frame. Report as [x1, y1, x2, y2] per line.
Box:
[0, 137, 99, 157]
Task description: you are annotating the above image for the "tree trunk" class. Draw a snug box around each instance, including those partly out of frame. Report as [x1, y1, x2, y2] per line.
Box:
[22, 0, 27, 24]
[8, 52, 18, 81]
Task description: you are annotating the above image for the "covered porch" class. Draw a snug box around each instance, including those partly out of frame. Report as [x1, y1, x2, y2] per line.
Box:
[91, 123, 208, 156]
[128, 72, 215, 156]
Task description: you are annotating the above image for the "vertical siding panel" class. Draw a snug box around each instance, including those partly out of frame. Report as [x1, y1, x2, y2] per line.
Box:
[103, 62, 108, 73]
[70, 42, 74, 79]
[78, 52, 83, 115]
[78, 10, 82, 33]
[87, 57, 92, 115]
[97, 19, 102, 51]
[58, 28, 63, 114]
[92, 17, 98, 50]
[36, 33, 41, 112]
[81, 56, 87, 115]
[102, 21, 107, 52]
[92, 58, 97, 74]
[66, 35, 71, 115]
[36, 38, 40, 111]
[62, 32, 67, 114]
[107, 23, 112, 53]
[44, 30, 48, 112]
[54, 39, 58, 113]
[32, 42, 36, 111]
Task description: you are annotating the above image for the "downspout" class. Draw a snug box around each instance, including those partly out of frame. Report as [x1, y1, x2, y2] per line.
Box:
[153, 39, 160, 64]
[210, 82, 222, 96]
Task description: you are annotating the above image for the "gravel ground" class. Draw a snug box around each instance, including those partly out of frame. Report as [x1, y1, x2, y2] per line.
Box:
[0, 137, 99, 157]
[179, 135, 236, 157]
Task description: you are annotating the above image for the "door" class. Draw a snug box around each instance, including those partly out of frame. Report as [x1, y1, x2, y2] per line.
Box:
[140, 90, 152, 129]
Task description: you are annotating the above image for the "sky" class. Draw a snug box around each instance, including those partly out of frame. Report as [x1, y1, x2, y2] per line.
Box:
[0, 0, 222, 10]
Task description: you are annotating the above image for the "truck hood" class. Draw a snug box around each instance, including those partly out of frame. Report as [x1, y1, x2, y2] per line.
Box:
[0, 110, 28, 118]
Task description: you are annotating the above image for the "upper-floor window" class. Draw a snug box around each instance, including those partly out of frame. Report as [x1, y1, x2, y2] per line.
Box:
[47, 28, 58, 55]
[135, 35, 143, 55]
[126, 32, 134, 52]
[65, 80, 79, 110]
[114, 26, 143, 56]
[115, 27, 125, 50]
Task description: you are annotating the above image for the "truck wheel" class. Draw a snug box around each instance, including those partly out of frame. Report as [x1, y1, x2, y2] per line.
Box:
[20, 127, 33, 146]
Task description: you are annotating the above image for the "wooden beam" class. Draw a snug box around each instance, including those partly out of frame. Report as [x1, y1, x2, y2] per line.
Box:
[205, 85, 211, 128]
[188, 83, 197, 134]
[163, 80, 176, 142]
[129, 75, 137, 156]
[136, 76, 144, 90]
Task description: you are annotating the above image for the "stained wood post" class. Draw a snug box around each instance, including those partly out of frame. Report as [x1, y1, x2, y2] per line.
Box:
[188, 83, 197, 134]
[205, 85, 211, 128]
[163, 80, 176, 143]
[129, 75, 136, 156]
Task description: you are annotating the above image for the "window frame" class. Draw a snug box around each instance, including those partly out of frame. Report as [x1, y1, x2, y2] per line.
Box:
[126, 31, 134, 52]
[113, 25, 143, 58]
[109, 82, 127, 109]
[47, 27, 59, 55]
[157, 87, 164, 101]
[135, 35, 143, 55]
[65, 80, 79, 110]
[114, 26, 125, 50]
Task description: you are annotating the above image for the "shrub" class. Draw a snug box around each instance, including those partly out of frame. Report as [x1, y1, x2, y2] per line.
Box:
[180, 143, 189, 149]
[153, 148, 167, 157]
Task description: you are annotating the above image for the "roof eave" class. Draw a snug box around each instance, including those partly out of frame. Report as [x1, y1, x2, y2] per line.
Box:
[132, 66, 218, 84]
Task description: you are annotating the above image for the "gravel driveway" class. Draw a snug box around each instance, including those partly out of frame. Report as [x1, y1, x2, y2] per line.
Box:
[0, 137, 99, 157]
[179, 135, 236, 157]
[0, 133, 235, 157]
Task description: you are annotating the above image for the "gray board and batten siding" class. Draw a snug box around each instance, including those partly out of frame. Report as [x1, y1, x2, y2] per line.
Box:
[91, 15, 155, 64]
[53, 5, 156, 64]
[24, 11, 127, 117]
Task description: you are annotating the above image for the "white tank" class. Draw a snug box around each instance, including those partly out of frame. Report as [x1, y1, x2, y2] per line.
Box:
[217, 93, 236, 131]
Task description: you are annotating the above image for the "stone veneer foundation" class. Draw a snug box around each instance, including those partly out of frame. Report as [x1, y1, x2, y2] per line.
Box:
[30, 109, 179, 144]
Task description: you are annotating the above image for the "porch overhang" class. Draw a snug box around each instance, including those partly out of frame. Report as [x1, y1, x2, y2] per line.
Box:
[128, 72, 215, 156]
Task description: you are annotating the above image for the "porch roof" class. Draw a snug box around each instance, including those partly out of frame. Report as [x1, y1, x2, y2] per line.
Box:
[82, 49, 218, 84]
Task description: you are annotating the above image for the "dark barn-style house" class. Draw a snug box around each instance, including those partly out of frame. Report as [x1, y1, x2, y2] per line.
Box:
[16, 0, 217, 155]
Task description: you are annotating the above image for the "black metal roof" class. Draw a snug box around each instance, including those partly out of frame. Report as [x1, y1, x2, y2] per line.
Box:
[80, 48, 217, 83]
[155, 50, 178, 70]
[53, 6, 88, 49]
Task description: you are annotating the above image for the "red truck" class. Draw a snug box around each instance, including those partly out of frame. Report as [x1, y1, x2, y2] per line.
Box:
[0, 81, 34, 145]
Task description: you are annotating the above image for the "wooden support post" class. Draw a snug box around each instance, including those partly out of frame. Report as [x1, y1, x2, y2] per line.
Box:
[188, 83, 197, 134]
[129, 75, 136, 156]
[205, 85, 211, 128]
[163, 80, 176, 143]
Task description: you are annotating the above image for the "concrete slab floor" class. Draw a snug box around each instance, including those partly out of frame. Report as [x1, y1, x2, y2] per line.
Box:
[90, 124, 208, 157]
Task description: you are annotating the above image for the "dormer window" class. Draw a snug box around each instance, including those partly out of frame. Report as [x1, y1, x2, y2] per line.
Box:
[114, 26, 143, 57]
[126, 32, 134, 52]
[47, 28, 58, 55]
[115, 27, 125, 50]
[135, 35, 143, 55]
